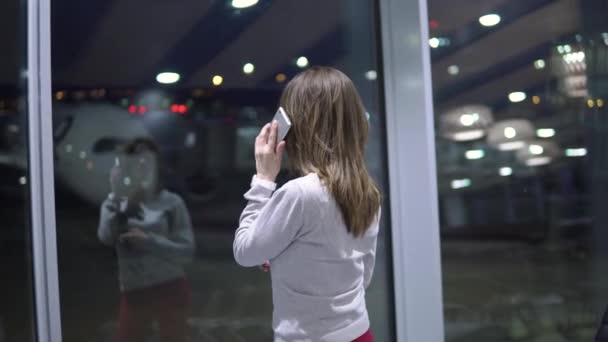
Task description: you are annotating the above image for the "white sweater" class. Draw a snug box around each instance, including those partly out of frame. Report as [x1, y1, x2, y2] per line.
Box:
[234, 173, 380, 342]
[98, 190, 195, 292]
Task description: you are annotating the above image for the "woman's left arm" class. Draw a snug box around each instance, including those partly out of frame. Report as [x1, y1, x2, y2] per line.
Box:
[233, 178, 305, 267]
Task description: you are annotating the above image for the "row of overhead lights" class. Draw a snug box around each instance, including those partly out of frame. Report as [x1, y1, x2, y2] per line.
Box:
[156, 56, 311, 86]
[429, 13, 501, 49]
[451, 145, 589, 190]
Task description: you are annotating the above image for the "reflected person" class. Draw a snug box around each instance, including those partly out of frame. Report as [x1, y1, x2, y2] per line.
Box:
[98, 137, 195, 342]
[234, 67, 381, 342]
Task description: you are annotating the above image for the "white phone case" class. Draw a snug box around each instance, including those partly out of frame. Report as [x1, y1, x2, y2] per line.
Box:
[273, 107, 292, 141]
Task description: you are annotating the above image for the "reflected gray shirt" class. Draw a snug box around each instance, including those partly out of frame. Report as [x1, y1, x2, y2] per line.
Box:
[234, 173, 380, 342]
[98, 190, 195, 292]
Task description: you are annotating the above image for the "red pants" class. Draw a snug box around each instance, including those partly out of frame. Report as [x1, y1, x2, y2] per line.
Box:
[353, 329, 374, 342]
[117, 278, 191, 342]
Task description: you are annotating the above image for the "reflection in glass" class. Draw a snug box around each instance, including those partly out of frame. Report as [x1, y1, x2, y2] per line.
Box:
[98, 138, 194, 342]
[429, 0, 608, 341]
[51, 1, 393, 341]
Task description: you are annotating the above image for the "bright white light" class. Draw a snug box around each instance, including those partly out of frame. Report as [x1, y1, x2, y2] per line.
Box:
[451, 178, 471, 189]
[243, 63, 255, 74]
[529, 144, 544, 155]
[296, 56, 309, 68]
[365, 70, 377, 81]
[557, 45, 565, 54]
[564, 44, 572, 53]
[534, 59, 546, 69]
[509, 91, 527, 103]
[156, 72, 180, 84]
[498, 141, 526, 151]
[185, 132, 197, 148]
[212, 75, 224, 86]
[499, 167, 513, 177]
[536, 128, 555, 138]
[19, 176, 27, 185]
[231, 0, 258, 8]
[429, 37, 440, 48]
[447, 65, 460, 75]
[565, 148, 587, 157]
[452, 130, 485, 141]
[504, 126, 517, 139]
[479, 14, 501, 27]
[526, 156, 552, 166]
[465, 149, 485, 160]
[459, 113, 479, 126]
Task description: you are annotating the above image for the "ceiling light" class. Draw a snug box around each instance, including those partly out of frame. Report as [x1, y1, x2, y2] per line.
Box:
[296, 56, 309, 68]
[447, 65, 460, 75]
[459, 113, 479, 126]
[365, 70, 377, 81]
[499, 167, 513, 177]
[529, 144, 544, 155]
[534, 59, 546, 69]
[465, 149, 485, 160]
[509, 91, 527, 103]
[231, 0, 258, 8]
[275, 73, 287, 83]
[212, 75, 223, 86]
[479, 14, 501, 27]
[565, 148, 587, 157]
[504, 126, 517, 139]
[452, 130, 485, 141]
[156, 72, 180, 84]
[451, 178, 471, 189]
[536, 128, 555, 138]
[526, 156, 552, 167]
[498, 141, 526, 151]
[429, 37, 440, 48]
[243, 63, 255, 74]
[532, 96, 541, 105]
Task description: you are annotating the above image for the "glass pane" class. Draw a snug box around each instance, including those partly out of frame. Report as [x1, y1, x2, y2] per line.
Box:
[0, 0, 36, 341]
[50, 1, 394, 341]
[428, 1, 608, 341]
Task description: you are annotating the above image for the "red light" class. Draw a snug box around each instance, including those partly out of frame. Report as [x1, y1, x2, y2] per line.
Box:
[128, 105, 136, 114]
[178, 105, 187, 114]
[171, 104, 178, 113]
[138, 106, 147, 114]
[430, 20, 439, 29]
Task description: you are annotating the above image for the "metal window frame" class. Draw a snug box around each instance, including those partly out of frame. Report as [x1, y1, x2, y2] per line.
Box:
[379, 0, 445, 341]
[27, 0, 62, 341]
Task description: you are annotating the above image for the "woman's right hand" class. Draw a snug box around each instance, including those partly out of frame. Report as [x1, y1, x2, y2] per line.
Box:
[255, 121, 286, 183]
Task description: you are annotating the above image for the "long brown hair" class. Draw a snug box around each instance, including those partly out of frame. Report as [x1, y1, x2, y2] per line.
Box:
[280, 66, 381, 237]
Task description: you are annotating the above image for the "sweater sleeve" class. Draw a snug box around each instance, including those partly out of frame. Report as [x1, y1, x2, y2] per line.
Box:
[143, 196, 195, 264]
[363, 209, 381, 289]
[97, 195, 127, 246]
[233, 177, 305, 267]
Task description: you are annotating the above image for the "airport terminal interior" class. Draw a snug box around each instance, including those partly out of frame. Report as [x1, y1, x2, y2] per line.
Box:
[2, 0, 608, 341]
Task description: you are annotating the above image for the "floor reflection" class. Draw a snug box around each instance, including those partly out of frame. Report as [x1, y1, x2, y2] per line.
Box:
[443, 240, 602, 342]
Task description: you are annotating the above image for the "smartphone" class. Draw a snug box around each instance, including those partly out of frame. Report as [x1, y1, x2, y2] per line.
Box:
[273, 107, 292, 141]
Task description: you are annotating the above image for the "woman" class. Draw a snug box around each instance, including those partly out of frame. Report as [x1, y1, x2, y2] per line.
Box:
[98, 138, 195, 342]
[234, 67, 381, 342]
